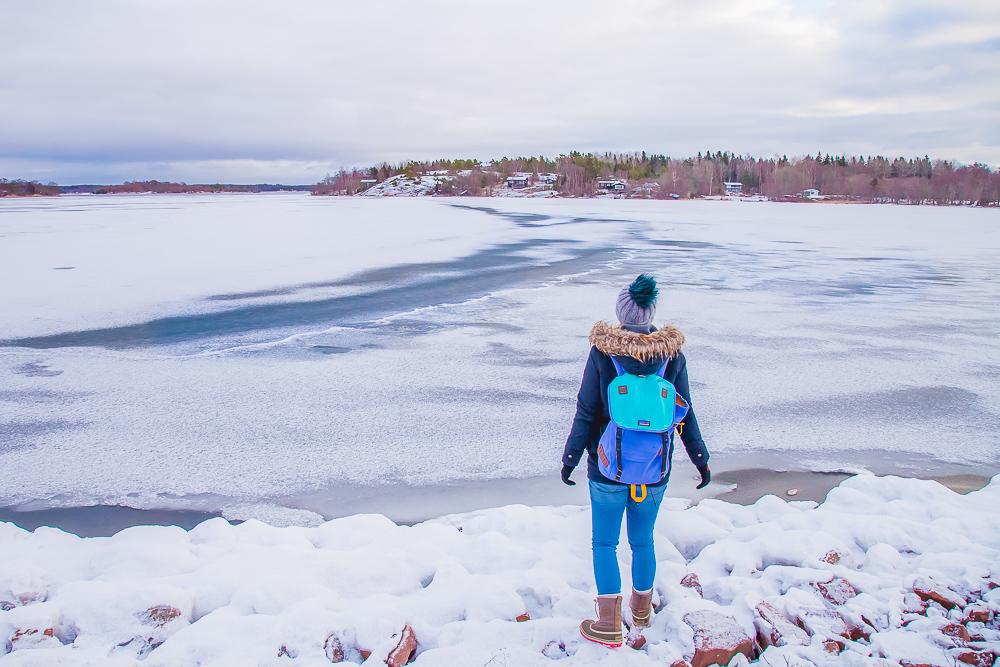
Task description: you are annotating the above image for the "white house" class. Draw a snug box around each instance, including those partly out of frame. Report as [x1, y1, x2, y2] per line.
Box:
[800, 188, 820, 199]
[506, 174, 530, 188]
[538, 173, 558, 185]
[723, 181, 743, 195]
[597, 179, 626, 191]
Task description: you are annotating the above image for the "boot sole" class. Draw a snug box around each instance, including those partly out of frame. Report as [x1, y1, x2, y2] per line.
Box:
[579, 627, 622, 648]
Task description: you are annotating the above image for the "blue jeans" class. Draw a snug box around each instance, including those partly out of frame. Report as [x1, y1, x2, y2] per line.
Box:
[589, 479, 666, 595]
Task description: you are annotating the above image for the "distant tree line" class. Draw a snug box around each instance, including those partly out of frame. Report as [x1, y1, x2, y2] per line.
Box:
[312, 151, 1000, 205]
[0, 179, 61, 197]
[0, 179, 312, 196]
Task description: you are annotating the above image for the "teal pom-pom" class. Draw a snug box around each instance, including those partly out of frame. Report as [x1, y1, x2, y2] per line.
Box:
[628, 274, 658, 308]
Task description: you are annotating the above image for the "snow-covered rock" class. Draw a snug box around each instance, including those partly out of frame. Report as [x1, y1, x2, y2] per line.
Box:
[1, 475, 998, 665]
[358, 174, 452, 197]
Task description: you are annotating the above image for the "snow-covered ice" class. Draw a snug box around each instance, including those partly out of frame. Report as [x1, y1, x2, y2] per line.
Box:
[1, 195, 998, 518]
[2, 475, 998, 665]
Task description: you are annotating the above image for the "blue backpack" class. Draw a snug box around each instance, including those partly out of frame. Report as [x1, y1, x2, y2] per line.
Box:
[597, 356, 689, 500]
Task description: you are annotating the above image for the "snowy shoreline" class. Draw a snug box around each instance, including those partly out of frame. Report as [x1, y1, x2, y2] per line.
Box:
[2, 474, 998, 665]
[0, 466, 990, 538]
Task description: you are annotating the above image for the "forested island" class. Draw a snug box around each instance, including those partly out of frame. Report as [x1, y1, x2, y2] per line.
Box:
[314, 151, 1000, 206]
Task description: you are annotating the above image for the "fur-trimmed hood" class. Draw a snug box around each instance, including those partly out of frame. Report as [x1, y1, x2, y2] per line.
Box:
[588, 321, 685, 364]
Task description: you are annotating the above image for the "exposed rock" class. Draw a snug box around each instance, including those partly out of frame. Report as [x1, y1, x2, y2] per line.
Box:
[114, 635, 161, 659]
[940, 622, 971, 643]
[277, 644, 297, 658]
[670, 660, 692, 667]
[7, 627, 58, 652]
[819, 550, 842, 565]
[385, 624, 417, 667]
[963, 604, 992, 624]
[902, 592, 929, 615]
[139, 605, 183, 627]
[626, 633, 646, 650]
[515, 612, 530, 622]
[955, 649, 996, 667]
[753, 601, 810, 648]
[680, 573, 704, 597]
[323, 633, 345, 662]
[796, 606, 869, 644]
[683, 610, 755, 667]
[0, 592, 46, 611]
[913, 578, 965, 610]
[822, 639, 841, 654]
[813, 577, 858, 606]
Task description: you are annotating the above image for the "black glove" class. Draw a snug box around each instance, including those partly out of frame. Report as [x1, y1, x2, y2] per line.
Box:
[560, 464, 576, 486]
[695, 464, 711, 489]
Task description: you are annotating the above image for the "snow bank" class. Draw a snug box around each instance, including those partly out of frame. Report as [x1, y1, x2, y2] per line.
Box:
[2, 475, 998, 665]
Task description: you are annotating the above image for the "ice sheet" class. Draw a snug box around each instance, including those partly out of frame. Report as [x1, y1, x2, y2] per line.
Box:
[1, 196, 998, 515]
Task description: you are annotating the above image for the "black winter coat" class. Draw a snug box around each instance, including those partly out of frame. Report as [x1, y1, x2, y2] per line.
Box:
[562, 322, 710, 486]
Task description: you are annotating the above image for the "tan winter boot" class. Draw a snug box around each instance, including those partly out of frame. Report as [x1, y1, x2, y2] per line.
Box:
[629, 588, 654, 628]
[579, 595, 623, 647]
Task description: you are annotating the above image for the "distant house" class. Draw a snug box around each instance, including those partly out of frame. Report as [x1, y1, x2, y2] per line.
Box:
[359, 178, 378, 190]
[506, 175, 530, 188]
[723, 182, 743, 195]
[597, 179, 626, 191]
[539, 173, 558, 185]
[800, 188, 820, 199]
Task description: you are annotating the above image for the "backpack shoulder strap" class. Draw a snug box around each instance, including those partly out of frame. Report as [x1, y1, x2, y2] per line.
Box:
[609, 356, 627, 376]
[655, 359, 669, 378]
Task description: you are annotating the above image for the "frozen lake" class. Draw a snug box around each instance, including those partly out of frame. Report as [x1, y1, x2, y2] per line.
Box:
[1, 194, 998, 524]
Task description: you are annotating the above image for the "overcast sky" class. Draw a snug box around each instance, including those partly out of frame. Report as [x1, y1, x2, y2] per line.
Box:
[2, 0, 998, 184]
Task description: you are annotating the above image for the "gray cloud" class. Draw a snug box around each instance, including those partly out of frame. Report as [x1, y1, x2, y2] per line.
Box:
[1, 0, 997, 183]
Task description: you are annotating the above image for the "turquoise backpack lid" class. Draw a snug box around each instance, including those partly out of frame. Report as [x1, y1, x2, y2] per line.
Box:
[607, 357, 689, 433]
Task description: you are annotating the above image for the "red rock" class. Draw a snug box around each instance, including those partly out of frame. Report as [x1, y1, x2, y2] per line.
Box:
[822, 639, 841, 654]
[941, 622, 971, 642]
[8, 627, 57, 651]
[902, 592, 929, 615]
[680, 573, 704, 597]
[385, 624, 417, 667]
[323, 633, 346, 662]
[796, 607, 869, 643]
[913, 578, 965, 610]
[626, 633, 647, 650]
[515, 612, 530, 622]
[963, 604, 992, 624]
[671, 660, 692, 667]
[753, 601, 809, 648]
[140, 605, 182, 627]
[820, 550, 842, 565]
[955, 649, 996, 667]
[358, 648, 372, 660]
[814, 577, 858, 606]
[683, 610, 755, 667]
[0, 592, 45, 611]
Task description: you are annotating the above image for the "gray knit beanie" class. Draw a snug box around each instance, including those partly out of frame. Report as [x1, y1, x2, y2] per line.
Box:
[616, 274, 658, 333]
